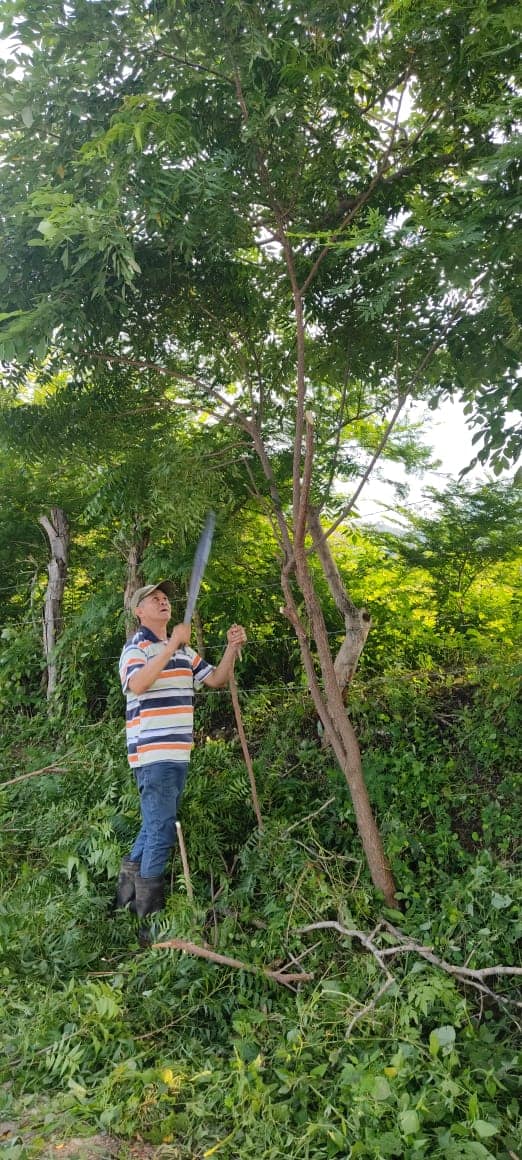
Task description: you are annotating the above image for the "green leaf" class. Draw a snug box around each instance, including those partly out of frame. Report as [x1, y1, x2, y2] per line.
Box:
[491, 891, 512, 909]
[37, 219, 56, 238]
[429, 1025, 456, 1056]
[371, 1076, 392, 1101]
[473, 1121, 499, 1139]
[399, 1109, 420, 1135]
[21, 106, 33, 127]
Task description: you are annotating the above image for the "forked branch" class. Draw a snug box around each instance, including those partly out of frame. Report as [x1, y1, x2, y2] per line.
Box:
[297, 920, 522, 1034]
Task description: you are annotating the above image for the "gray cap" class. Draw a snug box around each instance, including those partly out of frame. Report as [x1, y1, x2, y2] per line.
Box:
[130, 580, 175, 614]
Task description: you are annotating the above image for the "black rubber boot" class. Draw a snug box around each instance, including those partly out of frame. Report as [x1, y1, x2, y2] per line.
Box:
[115, 857, 141, 911]
[135, 874, 165, 919]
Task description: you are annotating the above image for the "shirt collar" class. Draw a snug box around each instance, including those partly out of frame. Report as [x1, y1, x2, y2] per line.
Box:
[134, 625, 165, 645]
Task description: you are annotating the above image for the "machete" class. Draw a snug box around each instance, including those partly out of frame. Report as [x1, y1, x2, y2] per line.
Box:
[183, 511, 216, 625]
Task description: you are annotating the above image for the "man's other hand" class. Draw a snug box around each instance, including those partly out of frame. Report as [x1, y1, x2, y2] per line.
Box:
[227, 624, 247, 654]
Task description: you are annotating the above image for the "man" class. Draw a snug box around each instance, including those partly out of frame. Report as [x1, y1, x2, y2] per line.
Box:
[116, 579, 246, 920]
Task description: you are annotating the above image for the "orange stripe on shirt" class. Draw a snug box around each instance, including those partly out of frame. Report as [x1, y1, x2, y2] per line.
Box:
[138, 741, 193, 753]
[140, 707, 193, 719]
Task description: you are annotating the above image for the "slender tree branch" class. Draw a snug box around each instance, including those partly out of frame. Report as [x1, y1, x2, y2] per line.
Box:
[229, 669, 264, 830]
[382, 922, 522, 989]
[280, 578, 343, 753]
[294, 411, 315, 551]
[324, 392, 408, 540]
[195, 299, 259, 418]
[307, 507, 359, 621]
[244, 416, 294, 560]
[92, 350, 208, 389]
[323, 271, 489, 540]
[231, 61, 307, 525]
[345, 978, 396, 1037]
[0, 763, 67, 789]
[318, 364, 351, 511]
[300, 74, 411, 296]
[92, 350, 253, 429]
[282, 796, 336, 837]
[297, 921, 393, 974]
[150, 42, 231, 82]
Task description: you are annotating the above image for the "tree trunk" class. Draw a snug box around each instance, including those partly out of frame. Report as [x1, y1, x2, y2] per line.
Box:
[308, 506, 371, 695]
[39, 507, 69, 699]
[282, 560, 397, 908]
[123, 527, 150, 634]
[244, 413, 397, 906]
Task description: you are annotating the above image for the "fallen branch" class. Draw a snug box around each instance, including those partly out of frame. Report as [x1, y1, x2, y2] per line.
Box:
[382, 920, 522, 992]
[0, 763, 66, 789]
[296, 920, 522, 1032]
[152, 936, 312, 989]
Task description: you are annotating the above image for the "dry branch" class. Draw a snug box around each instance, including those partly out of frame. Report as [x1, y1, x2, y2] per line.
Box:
[296, 920, 522, 1032]
[282, 796, 336, 837]
[0, 763, 66, 789]
[152, 936, 312, 989]
[382, 920, 522, 992]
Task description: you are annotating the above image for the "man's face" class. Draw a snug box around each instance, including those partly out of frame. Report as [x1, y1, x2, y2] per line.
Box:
[136, 588, 171, 623]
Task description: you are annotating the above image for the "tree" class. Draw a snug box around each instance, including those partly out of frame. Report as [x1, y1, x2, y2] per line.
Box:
[39, 506, 69, 697]
[1, 0, 520, 903]
[387, 481, 522, 629]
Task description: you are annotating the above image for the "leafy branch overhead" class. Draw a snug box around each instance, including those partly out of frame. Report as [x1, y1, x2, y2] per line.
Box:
[0, 0, 520, 472]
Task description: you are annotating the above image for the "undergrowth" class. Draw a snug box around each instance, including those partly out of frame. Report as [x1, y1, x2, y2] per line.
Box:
[0, 662, 520, 1158]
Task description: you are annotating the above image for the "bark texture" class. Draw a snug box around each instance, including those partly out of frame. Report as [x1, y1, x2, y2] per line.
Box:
[308, 506, 371, 693]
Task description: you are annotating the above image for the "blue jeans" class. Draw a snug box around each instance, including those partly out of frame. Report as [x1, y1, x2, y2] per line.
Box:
[129, 761, 189, 878]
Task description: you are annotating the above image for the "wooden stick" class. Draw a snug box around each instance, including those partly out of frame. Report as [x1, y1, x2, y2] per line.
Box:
[175, 821, 194, 901]
[151, 935, 312, 988]
[229, 670, 264, 830]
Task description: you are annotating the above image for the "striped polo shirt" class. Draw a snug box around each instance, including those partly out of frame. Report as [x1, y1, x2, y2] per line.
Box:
[119, 626, 214, 767]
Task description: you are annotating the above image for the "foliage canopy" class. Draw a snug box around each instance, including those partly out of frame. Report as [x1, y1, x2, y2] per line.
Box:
[0, 0, 520, 473]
